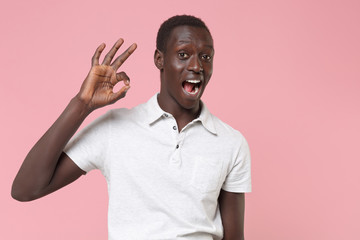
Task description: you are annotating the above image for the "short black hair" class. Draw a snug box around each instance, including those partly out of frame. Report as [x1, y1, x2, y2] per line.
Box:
[156, 15, 211, 53]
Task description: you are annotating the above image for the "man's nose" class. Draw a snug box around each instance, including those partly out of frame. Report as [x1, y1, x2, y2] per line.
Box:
[188, 56, 203, 73]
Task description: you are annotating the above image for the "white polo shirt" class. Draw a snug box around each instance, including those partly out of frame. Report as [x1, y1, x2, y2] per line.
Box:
[65, 94, 251, 240]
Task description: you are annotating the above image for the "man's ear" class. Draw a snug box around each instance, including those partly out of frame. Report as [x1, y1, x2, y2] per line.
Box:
[154, 49, 164, 70]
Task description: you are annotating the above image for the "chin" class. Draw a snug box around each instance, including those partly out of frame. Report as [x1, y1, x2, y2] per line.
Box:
[178, 91, 204, 110]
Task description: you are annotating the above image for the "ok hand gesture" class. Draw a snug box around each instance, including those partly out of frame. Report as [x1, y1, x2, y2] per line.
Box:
[77, 39, 137, 112]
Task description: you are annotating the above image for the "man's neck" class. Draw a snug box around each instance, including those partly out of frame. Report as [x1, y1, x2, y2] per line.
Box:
[157, 93, 201, 132]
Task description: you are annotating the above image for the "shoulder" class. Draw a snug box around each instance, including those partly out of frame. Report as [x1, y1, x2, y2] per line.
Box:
[107, 101, 148, 124]
[211, 114, 248, 146]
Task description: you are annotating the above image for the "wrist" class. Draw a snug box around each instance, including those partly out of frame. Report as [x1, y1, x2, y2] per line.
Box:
[70, 95, 93, 117]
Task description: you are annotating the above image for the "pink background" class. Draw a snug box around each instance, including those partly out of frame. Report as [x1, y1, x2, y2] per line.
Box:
[1, 0, 359, 239]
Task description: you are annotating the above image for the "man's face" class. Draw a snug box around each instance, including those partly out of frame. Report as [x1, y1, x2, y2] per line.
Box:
[159, 25, 214, 110]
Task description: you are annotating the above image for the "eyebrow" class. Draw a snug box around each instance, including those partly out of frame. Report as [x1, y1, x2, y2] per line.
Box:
[177, 40, 214, 50]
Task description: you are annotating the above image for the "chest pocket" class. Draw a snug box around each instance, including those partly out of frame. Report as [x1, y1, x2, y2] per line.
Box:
[190, 157, 224, 193]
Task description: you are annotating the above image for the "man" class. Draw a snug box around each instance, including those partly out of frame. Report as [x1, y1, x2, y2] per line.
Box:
[12, 15, 251, 239]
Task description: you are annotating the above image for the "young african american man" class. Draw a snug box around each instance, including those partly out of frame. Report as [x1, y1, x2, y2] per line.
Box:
[12, 15, 251, 240]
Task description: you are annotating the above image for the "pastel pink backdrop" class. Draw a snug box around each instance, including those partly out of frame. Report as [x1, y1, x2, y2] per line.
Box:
[1, 0, 359, 239]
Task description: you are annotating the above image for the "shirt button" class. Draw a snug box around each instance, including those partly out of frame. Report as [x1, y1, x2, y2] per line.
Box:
[176, 144, 179, 149]
[173, 126, 177, 130]
[164, 113, 168, 117]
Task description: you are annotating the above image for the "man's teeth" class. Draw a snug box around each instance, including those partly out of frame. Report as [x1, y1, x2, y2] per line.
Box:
[186, 80, 201, 84]
[183, 79, 200, 95]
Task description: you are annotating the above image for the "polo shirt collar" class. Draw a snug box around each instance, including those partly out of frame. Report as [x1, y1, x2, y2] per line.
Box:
[146, 94, 166, 125]
[197, 102, 217, 135]
[145, 94, 217, 135]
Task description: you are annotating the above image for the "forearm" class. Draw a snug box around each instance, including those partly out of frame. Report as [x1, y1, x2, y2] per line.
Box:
[11, 96, 91, 200]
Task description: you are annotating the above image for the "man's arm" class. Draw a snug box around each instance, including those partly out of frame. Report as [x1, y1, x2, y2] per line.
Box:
[11, 39, 137, 201]
[218, 190, 246, 240]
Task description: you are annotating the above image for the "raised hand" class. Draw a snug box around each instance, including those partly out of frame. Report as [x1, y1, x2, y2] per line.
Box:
[77, 39, 137, 112]
[12, 39, 137, 201]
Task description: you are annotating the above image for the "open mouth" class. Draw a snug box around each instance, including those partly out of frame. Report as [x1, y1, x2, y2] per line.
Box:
[182, 79, 202, 95]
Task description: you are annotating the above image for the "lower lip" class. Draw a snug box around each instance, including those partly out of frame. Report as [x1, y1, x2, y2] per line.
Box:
[182, 85, 201, 98]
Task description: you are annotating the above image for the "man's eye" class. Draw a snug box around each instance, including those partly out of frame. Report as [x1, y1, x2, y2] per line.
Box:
[178, 52, 189, 58]
[202, 55, 212, 61]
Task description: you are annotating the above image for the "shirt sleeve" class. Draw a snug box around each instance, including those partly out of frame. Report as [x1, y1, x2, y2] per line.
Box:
[64, 110, 112, 174]
[221, 136, 252, 193]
